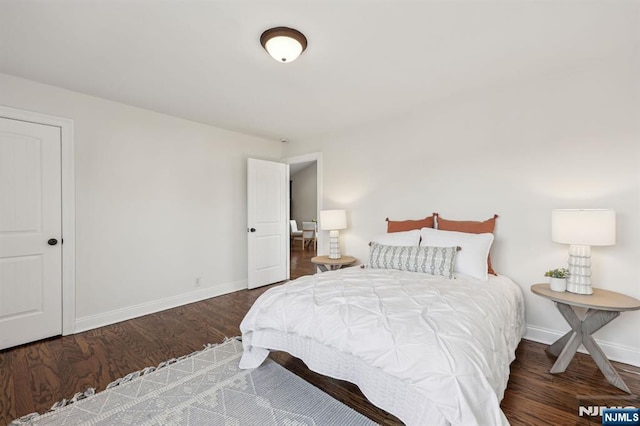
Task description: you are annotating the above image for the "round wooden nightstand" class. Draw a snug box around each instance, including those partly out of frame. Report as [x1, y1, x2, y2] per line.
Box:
[311, 255, 356, 272]
[531, 283, 640, 393]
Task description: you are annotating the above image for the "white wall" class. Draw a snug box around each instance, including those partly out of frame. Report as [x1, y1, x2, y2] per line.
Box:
[282, 53, 640, 366]
[0, 73, 282, 330]
[291, 162, 318, 226]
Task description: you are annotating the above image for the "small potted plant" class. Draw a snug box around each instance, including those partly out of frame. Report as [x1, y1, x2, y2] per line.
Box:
[544, 268, 569, 292]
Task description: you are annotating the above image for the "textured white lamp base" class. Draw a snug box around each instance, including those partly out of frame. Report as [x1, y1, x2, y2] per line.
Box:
[566, 244, 593, 295]
[328, 230, 342, 259]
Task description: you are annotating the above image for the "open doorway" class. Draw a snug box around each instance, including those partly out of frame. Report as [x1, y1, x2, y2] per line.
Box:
[284, 153, 322, 280]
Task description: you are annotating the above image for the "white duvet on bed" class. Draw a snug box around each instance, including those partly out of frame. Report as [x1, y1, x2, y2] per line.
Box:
[239, 268, 525, 426]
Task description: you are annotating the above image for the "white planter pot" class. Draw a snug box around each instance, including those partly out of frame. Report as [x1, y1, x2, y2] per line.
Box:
[549, 277, 567, 292]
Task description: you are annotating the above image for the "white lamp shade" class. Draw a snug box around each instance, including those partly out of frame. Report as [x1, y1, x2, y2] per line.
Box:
[320, 210, 347, 231]
[551, 209, 616, 246]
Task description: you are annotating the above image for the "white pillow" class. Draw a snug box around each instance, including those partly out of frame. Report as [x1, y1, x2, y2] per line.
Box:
[419, 227, 494, 281]
[370, 229, 421, 246]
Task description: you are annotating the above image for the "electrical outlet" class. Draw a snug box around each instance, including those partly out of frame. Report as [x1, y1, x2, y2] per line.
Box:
[195, 277, 201, 287]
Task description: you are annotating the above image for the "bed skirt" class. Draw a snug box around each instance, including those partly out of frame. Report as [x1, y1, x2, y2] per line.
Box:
[240, 329, 458, 426]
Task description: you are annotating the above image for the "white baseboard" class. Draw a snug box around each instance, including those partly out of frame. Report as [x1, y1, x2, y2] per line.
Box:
[525, 324, 640, 368]
[74, 280, 247, 333]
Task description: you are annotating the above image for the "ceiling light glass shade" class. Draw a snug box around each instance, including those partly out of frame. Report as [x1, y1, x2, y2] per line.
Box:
[265, 36, 302, 62]
[260, 27, 307, 63]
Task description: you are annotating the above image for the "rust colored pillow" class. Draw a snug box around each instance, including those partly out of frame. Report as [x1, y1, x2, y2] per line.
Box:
[435, 214, 498, 275]
[386, 215, 435, 233]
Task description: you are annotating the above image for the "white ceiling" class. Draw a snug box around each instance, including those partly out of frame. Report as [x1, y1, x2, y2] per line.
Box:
[0, 1, 636, 142]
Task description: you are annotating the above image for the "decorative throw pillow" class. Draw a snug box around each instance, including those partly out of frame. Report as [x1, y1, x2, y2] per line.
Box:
[370, 229, 421, 246]
[419, 227, 494, 281]
[386, 215, 435, 233]
[435, 214, 498, 275]
[368, 243, 457, 278]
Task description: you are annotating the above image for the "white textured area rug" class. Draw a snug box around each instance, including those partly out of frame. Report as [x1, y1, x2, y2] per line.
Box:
[13, 338, 378, 426]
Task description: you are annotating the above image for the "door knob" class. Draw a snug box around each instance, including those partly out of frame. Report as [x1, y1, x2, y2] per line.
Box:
[249, 228, 256, 232]
[48, 238, 58, 246]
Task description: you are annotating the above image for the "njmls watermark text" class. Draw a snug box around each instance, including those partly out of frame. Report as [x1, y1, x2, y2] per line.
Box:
[577, 395, 640, 425]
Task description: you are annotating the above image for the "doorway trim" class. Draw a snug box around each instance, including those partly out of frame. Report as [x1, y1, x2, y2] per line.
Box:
[0, 105, 76, 335]
[283, 152, 323, 254]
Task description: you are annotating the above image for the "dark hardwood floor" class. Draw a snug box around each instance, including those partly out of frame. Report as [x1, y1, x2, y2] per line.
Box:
[289, 237, 317, 279]
[1, 245, 638, 425]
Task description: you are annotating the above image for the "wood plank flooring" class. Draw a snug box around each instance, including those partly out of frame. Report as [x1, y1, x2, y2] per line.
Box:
[1, 245, 638, 425]
[289, 237, 317, 279]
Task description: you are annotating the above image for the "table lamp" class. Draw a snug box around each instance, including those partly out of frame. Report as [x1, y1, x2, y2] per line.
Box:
[551, 209, 616, 295]
[320, 210, 347, 259]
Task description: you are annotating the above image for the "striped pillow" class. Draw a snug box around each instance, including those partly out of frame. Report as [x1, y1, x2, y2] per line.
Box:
[368, 243, 458, 278]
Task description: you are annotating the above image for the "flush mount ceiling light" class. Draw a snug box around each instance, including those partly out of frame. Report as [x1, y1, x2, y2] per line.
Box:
[260, 27, 307, 63]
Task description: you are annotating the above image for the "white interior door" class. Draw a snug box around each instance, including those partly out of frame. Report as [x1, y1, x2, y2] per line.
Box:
[247, 158, 289, 289]
[0, 117, 62, 350]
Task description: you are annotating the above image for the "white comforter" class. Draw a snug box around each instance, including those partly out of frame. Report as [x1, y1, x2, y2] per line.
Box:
[239, 268, 525, 426]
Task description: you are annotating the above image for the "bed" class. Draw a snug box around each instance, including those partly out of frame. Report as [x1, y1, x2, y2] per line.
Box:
[239, 226, 525, 425]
